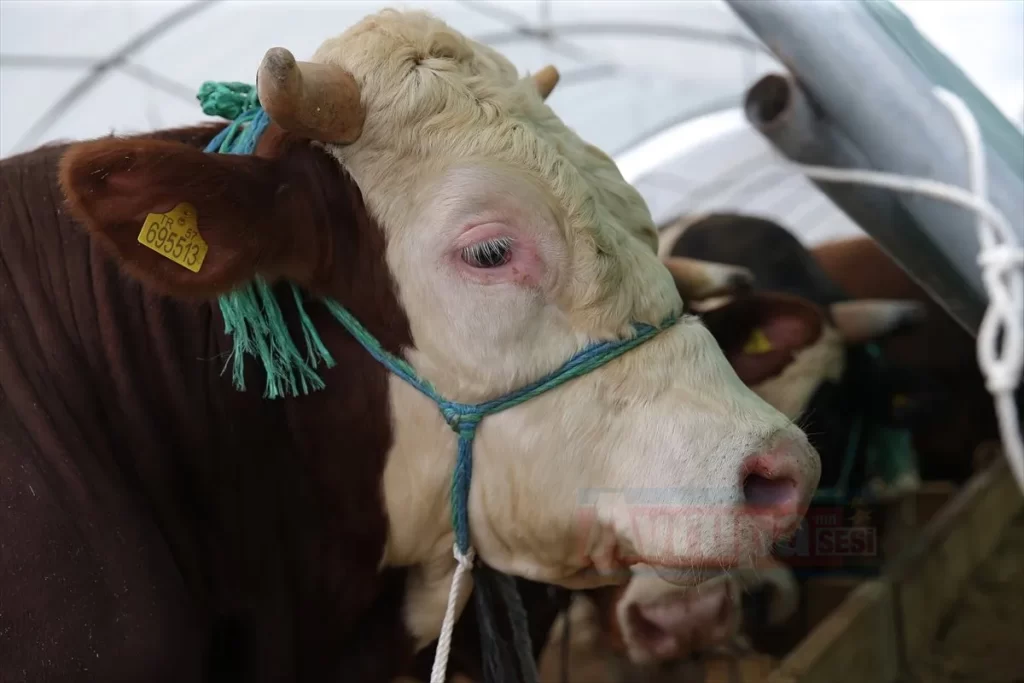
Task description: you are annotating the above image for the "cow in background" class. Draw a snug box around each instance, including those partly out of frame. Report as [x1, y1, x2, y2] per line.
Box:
[811, 236, 1003, 482]
[1, 11, 827, 682]
[663, 213, 939, 502]
[533, 213, 944, 683]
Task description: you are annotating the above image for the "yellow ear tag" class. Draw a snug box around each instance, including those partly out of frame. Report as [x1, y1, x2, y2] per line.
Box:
[892, 394, 909, 410]
[742, 328, 774, 355]
[137, 202, 208, 273]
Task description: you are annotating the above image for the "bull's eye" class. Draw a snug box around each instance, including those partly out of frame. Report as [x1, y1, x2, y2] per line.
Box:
[461, 236, 513, 268]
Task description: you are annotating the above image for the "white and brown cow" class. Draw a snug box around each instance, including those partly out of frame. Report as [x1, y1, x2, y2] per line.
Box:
[1, 11, 820, 683]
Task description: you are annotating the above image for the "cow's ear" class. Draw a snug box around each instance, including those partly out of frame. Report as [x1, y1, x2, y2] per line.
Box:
[828, 299, 926, 344]
[700, 293, 825, 386]
[59, 134, 333, 299]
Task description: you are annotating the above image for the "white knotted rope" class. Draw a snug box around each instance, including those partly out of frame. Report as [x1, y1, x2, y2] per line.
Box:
[787, 88, 1023, 492]
[429, 545, 475, 683]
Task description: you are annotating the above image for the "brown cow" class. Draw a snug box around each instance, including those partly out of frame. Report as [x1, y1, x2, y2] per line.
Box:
[0, 10, 822, 683]
[811, 236, 1003, 481]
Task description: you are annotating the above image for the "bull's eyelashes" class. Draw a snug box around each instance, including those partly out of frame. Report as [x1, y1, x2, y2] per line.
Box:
[461, 236, 513, 269]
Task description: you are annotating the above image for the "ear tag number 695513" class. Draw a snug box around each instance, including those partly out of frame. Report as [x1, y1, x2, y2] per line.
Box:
[137, 202, 208, 273]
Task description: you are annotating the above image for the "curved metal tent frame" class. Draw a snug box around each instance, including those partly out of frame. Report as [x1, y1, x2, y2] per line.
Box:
[1, 0, 1019, 278]
[0, 0, 772, 157]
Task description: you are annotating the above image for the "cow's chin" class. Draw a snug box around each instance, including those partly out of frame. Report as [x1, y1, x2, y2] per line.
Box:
[490, 530, 773, 592]
[554, 567, 631, 590]
[543, 561, 750, 591]
[647, 564, 734, 587]
[504, 549, 751, 592]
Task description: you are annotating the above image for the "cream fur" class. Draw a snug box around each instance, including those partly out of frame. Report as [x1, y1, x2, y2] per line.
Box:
[296, 9, 820, 647]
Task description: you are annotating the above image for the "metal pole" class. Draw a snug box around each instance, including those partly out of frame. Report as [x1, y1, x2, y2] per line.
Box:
[724, 0, 1024, 337]
[744, 72, 988, 334]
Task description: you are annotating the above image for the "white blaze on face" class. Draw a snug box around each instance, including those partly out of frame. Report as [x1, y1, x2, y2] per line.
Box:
[309, 9, 821, 646]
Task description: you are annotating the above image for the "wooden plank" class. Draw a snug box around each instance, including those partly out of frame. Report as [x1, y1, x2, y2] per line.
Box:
[879, 493, 919, 563]
[912, 481, 958, 527]
[963, 462, 1022, 565]
[803, 576, 864, 632]
[767, 579, 899, 683]
[886, 457, 1024, 673]
[703, 654, 780, 682]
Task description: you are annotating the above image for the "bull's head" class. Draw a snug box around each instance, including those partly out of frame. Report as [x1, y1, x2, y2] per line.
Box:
[59, 10, 820, 647]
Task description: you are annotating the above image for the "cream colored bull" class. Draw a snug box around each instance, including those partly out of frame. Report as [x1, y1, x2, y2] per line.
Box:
[255, 10, 821, 647]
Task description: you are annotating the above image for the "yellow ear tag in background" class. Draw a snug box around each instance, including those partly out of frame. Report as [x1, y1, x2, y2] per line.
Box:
[743, 328, 774, 355]
[137, 202, 208, 273]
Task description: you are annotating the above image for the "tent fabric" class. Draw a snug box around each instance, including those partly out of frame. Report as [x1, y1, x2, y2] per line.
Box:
[861, 0, 1024, 179]
[1, 0, 1019, 248]
[0, 0, 775, 160]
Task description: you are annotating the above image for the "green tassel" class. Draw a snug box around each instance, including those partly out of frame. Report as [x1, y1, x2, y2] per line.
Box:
[217, 279, 335, 399]
[291, 285, 337, 371]
[198, 80, 341, 399]
[197, 81, 259, 121]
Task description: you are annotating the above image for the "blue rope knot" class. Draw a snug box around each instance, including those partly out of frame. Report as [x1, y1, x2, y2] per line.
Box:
[439, 402, 485, 437]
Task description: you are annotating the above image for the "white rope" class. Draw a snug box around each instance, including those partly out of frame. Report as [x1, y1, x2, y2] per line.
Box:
[429, 544, 475, 683]
[786, 88, 1024, 492]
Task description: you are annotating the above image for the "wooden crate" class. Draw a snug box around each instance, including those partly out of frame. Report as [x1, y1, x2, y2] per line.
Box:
[702, 654, 781, 682]
[888, 458, 1024, 675]
[766, 457, 1023, 683]
[765, 579, 900, 683]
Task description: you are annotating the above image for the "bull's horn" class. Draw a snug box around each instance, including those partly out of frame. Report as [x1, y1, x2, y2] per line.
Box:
[533, 65, 559, 99]
[828, 299, 927, 343]
[662, 256, 754, 301]
[257, 47, 364, 144]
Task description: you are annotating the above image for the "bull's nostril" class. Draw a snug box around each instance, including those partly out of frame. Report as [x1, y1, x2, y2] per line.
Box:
[743, 473, 798, 510]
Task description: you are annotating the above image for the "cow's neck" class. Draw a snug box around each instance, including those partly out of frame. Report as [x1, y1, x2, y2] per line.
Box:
[201, 128, 424, 671]
[79, 125, 423, 676]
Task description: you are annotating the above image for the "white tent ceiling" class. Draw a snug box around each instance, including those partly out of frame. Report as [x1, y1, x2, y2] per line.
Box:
[2, 0, 1021, 245]
[0, 1, 779, 157]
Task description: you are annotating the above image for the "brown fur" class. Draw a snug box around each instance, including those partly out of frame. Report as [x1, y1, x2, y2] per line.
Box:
[1, 124, 562, 683]
[666, 213, 849, 309]
[811, 236, 1000, 481]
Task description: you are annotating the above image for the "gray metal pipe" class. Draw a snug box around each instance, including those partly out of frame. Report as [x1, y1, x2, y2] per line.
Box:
[744, 72, 988, 334]
[724, 0, 1024, 336]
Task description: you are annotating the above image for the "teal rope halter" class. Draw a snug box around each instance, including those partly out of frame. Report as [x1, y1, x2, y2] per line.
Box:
[198, 81, 681, 681]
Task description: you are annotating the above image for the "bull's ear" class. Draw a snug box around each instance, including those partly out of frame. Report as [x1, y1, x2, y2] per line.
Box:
[700, 293, 826, 386]
[59, 135, 327, 299]
[828, 300, 926, 344]
[661, 256, 753, 301]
